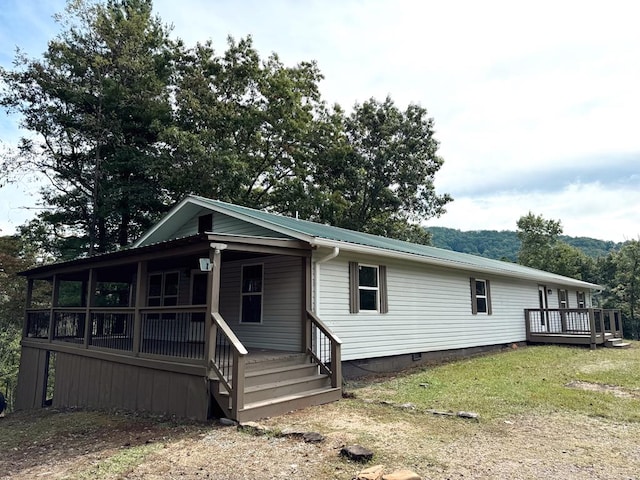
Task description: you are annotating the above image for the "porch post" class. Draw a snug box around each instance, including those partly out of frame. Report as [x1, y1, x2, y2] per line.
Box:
[48, 274, 59, 341]
[133, 261, 147, 355]
[588, 308, 597, 350]
[83, 268, 96, 348]
[302, 256, 312, 352]
[23, 278, 34, 338]
[207, 244, 226, 366]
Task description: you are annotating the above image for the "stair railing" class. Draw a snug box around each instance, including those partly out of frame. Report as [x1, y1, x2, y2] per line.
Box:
[305, 309, 342, 389]
[209, 312, 248, 418]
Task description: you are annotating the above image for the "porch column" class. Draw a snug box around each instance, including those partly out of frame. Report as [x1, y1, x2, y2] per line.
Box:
[207, 243, 227, 365]
[83, 268, 96, 348]
[588, 308, 597, 350]
[302, 256, 312, 352]
[48, 274, 60, 341]
[23, 278, 34, 338]
[133, 261, 148, 356]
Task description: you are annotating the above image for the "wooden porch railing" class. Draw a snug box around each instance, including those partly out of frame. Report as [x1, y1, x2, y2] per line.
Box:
[305, 309, 342, 389]
[208, 312, 248, 419]
[524, 308, 623, 348]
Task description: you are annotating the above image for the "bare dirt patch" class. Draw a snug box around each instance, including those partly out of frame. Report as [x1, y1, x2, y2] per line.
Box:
[565, 380, 640, 399]
[3, 404, 640, 479]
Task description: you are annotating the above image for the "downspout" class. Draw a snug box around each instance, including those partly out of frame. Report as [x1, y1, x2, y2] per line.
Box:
[314, 247, 340, 315]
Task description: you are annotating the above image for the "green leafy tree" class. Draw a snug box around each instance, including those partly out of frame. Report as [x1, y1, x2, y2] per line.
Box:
[164, 36, 328, 216]
[608, 240, 640, 339]
[0, 0, 174, 255]
[516, 212, 591, 280]
[314, 97, 452, 244]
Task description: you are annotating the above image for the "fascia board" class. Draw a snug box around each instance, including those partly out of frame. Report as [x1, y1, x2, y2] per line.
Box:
[310, 238, 602, 290]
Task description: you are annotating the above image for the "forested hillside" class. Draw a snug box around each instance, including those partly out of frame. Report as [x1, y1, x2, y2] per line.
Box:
[428, 226, 623, 261]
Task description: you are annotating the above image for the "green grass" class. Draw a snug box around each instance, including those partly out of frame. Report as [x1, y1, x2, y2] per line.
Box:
[73, 443, 163, 480]
[349, 343, 640, 422]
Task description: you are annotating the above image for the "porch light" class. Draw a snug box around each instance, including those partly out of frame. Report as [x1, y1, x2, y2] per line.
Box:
[547, 289, 553, 294]
[199, 258, 212, 272]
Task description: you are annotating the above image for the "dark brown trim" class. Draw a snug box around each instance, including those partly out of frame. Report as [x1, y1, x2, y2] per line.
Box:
[470, 277, 478, 315]
[379, 265, 388, 314]
[486, 279, 492, 315]
[21, 338, 206, 376]
[349, 261, 359, 313]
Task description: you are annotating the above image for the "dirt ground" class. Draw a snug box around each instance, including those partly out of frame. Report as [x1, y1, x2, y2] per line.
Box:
[2, 399, 640, 480]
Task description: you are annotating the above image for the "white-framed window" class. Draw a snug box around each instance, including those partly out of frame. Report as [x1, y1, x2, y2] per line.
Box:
[470, 278, 492, 315]
[558, 289, 568, 308]
[348, 262, 388, 314]
[358, 265, 379, 312]
[240, 264, 263, 323]
[576, 291, 586, 308]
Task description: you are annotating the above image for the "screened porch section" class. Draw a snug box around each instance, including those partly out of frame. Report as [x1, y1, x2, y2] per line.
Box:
[25, 255, 212, 361]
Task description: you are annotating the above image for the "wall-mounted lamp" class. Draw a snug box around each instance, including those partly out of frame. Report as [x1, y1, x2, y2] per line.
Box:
[199, 258, 212, 272]
[547, 289, 553, 294]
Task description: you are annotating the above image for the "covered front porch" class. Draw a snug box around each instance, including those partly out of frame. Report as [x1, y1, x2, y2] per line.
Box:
[17, 234, 342, 421]
[525, 308, 626, 349]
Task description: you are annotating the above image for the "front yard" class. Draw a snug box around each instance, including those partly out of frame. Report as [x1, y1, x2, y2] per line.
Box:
[2, 343, 639, 479]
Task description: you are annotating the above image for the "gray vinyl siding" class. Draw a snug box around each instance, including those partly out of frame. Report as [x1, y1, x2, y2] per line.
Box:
[169, 211, 295, 240]
[317, 253, 583, 362]
[219, 255, 302, 351]
[212, 212, 292, 238]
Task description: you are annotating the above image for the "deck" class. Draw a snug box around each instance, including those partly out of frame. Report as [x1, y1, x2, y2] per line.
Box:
[525, 308, 625, 348]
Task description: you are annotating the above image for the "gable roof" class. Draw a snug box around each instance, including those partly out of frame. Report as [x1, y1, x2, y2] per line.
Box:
[135, 196, 601, 290]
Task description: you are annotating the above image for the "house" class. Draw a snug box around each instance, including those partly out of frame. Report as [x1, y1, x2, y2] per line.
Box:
[15, 196, 623, 421]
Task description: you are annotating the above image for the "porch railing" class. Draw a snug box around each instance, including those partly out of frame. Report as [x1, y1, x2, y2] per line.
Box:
[209, 311, 248, 419]
[525, 308, 623, 346]
[25, 306, 207, 360]
[306, 309, 342, 389]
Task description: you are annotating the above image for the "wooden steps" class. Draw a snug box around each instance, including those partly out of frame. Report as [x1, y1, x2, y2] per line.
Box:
[210, 353, 341, 422]
[604, 336, 631, 348]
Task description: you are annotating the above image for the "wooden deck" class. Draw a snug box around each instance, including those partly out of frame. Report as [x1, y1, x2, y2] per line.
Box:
[525, 308, 625, 349]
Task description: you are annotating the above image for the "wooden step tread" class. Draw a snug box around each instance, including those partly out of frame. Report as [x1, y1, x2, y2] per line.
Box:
[246, 362, 316, 378]
[241, 387, 342, 411]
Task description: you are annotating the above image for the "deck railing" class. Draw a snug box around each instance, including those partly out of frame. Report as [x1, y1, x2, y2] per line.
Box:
[209, 312, 248, 419]
[525, 308, 623, 347]
[25, 306, 207, 360]
[306, 309, 342, 389]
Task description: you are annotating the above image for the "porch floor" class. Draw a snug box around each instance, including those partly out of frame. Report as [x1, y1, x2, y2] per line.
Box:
[244, 348, 303, 364]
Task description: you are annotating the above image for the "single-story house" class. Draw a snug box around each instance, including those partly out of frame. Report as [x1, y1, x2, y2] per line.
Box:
[16, 196, 623, 421]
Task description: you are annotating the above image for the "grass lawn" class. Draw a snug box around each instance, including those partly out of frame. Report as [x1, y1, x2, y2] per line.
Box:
[347, 343, 640, 422]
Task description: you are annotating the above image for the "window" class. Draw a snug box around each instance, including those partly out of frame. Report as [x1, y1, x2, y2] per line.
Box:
[147, 272, 179, 307]
[348, 262, 388, 313]
[576, 291, 586, 308]
[359, 265, 379, 311]
[470, 278, 492, 315]
[558, 289, 568, 308]
[240, 264, 263, 323]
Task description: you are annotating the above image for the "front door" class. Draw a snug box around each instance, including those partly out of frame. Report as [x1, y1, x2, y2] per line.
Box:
[538, 285, 548, 330]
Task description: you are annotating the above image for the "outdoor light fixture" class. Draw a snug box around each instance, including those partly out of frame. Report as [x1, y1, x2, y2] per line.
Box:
[199, 258, 212, 272]
[547, 289, 553, 294]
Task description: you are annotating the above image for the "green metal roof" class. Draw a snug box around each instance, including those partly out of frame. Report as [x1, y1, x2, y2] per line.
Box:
[189, 196, 601, 289]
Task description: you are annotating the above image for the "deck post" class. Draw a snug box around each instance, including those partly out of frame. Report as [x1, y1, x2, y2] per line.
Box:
[303, 257, 312, 352]
[23, 278, 34, 339]
[83, 268, 96, 348]
[133, 261, 147, 355]
[48, 274, 59, 342]
[588, 308, 597, 349]
[331, 341, 342, 389]
[560, 310, 567, 333]
[598, 309, 606, 339]
[524, 309, 531, 341]
[230, 351, 245, 419]
[207, 244, 226, 369]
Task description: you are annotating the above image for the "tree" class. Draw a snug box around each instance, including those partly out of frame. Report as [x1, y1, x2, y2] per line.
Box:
[609, 240, 640, 339]
[516, 212, 591, 279]
[313, 97, 452, 243]
[163, 36, 328, 215]
[0, 0, 174, 255]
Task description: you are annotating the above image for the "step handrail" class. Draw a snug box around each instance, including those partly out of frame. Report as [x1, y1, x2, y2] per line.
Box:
[209, 311, 247, 417]
[306, 309, 342, 389]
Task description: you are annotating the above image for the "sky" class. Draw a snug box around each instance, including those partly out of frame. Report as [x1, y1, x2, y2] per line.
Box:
[1, 0, 639, 242]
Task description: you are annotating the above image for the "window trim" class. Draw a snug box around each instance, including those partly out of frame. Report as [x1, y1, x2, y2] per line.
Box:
[470, 277, 492, 315]
[349, 262, 388, 314]
[558, 288, 568, 308]
[358, 264, 380, 312]
[239, 263, 264, 324]
[576, 291, 586, 308]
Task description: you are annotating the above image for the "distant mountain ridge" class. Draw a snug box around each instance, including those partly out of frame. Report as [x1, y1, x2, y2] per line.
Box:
[427, 226, 623, 262]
